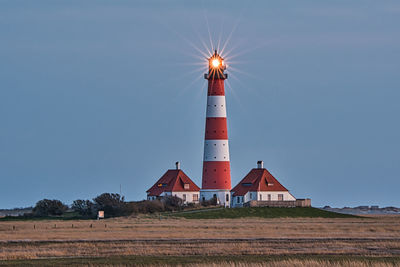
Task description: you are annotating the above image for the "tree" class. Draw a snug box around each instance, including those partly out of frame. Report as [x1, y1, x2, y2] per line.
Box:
[93, 193, 125, 217]
[33, 199, 68, 216]
[71, 199, 95, 217]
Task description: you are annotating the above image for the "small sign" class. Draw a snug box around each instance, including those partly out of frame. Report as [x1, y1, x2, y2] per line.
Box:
[98, 210, 104, 219]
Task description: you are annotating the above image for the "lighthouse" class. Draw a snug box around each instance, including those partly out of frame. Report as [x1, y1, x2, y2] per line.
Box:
[200, 50, 231, 207]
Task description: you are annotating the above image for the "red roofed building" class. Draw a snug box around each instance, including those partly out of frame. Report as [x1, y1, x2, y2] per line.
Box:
[146, 162, 200, 204]
[230, 161, 296, 207]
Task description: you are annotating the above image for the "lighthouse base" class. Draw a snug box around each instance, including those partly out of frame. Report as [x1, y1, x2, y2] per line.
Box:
[200, 189, 231, 207]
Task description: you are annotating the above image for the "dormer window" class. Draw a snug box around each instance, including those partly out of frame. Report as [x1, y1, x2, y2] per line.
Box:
[268, 183, 274, 186]
[184, 183, 190, 189]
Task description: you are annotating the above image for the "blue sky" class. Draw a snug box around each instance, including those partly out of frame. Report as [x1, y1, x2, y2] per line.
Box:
[1, 1, 399, 208]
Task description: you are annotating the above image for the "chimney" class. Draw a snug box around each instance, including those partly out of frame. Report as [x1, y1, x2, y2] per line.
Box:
[175, 161, 180, 170]
[257, 160, 264, 169]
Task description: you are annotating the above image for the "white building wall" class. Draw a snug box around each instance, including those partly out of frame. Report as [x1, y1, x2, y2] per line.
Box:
[257, 191, 296, 201]
[200, 189, 230, 207]
[147, 191, 200, 204]
[230, 191, 296, 208]
[171, 191, 200, 204]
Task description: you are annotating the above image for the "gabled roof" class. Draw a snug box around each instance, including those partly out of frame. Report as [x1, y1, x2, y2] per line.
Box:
[146, 169, 200, 196]
[231, 168, 289, 196]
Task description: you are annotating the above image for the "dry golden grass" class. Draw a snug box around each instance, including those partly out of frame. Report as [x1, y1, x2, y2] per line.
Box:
[2, 239, 400, 260]
[1, 216, 400, 241]
[0, 215, 400, 261]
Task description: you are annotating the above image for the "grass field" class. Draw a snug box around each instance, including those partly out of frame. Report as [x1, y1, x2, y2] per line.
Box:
[0, 208, 399, 266]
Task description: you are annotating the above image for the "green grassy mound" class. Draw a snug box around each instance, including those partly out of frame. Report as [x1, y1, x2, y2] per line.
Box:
[170, 207, 358, 219]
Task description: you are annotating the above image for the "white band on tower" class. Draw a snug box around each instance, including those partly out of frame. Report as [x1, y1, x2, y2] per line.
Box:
[203, 140, 230, 161]
[206, 96, 227, 118]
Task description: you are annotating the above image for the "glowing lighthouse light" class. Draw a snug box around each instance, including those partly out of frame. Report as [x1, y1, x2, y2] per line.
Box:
[200, 50, 231, 207]
[212, 59, 220, 68]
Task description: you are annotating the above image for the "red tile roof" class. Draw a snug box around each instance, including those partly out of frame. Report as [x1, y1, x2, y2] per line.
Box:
[146, 169, 200, 196]
[231, 168, 289, 196]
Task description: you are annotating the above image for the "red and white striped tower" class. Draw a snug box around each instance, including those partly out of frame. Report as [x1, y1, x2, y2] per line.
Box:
[200, 50, 231, 207]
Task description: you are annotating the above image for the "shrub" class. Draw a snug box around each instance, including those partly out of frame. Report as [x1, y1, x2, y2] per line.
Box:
[162, 196, 184, 211]
[125, 196, 184, 215]
[201, 196, 218, 207]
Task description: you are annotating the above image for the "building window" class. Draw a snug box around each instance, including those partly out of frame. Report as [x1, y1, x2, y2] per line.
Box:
[268, 194, 271, 201]
[250, 193, 252, 199]
[184, 183, 189, 189]
[193, 194, 199, 201]
[278, 194, 284, 201]
[237, 197, 240, 204]
[226, 194, 229, 201]
[259, 194, 262, 200]
[183, 194, 186, 201]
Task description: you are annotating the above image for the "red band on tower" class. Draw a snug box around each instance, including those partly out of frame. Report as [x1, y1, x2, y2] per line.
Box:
[205, 118, 228, 139]
[208, 79, 225, 96]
